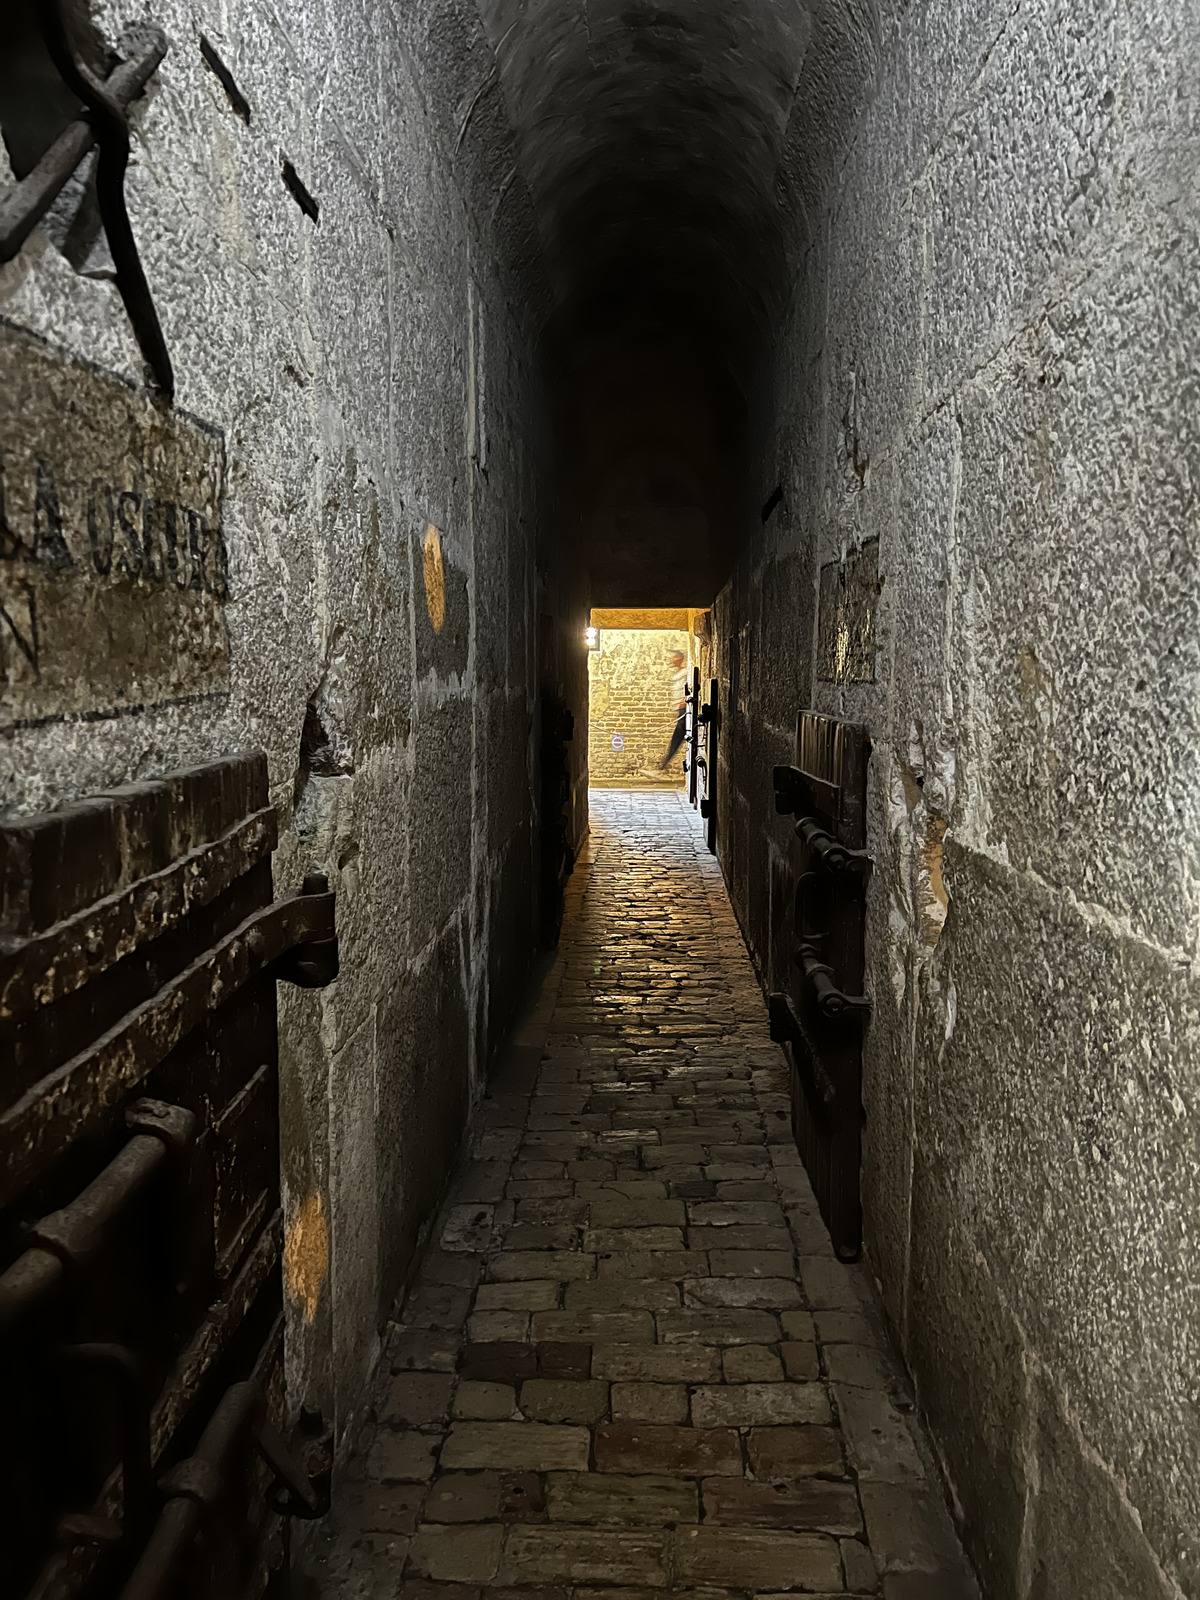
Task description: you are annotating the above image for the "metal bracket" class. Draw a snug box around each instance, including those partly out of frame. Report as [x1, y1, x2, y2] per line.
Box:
[0, 4, 173, 397]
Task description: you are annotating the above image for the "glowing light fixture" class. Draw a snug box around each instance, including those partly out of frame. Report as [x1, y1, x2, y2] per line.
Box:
[585, 626, 599, 650]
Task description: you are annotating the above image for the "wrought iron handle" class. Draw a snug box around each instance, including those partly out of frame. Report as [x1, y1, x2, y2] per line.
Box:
[795, 816, 872, 875]
[797, 946, 871, 1019]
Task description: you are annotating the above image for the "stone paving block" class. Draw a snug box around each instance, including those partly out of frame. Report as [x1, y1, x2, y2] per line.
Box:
[455, 1381, 518, 1420]
[382, 1373, 455, 1426]
[503, 1223, 586, 1252]
[589, 1196, 687, 1227]
[489, 1252, 596, 1282]
[407, 1523, 503, 1582]
[684, 1203, 790, 1222]
[460, 1343, 539, 1384]
[610, 1381, 690, 1423]
[691, 1382, 831, 1427]
[530, 1308, 655, 1343]
[519, 1378, 610, 1424]
[683, 1275, 804, 1309]
[859, 1483, 969, 1575]
[534, 1341, 593, 1378]
[687, 1226, 795, 1253]
[702, 1477, 864, 1535]
[591, 1343, 722, 1383]
[833, 1385, 927, 1483]
[782, 1310, 817, 1342]
[440, 1422, 590, 1471]
[882, 1572, 980, 1599]
[594, 1423, 742, 1476]
[814, 1310, 878, 1345]
[596, 1250, 710, 1280]
[714, 1181, 779, 1202]
[392, 1331, 460, 1373]
[397, 1583, 480, 1600]
[674, 1526, 843, 1590]
[499, 1526, 669, 1585]
[404, 1286, 475, 1332]
[475, 1281, 561, 1312]
[468, 1310, 532, 1342]
[441, 1206, 496, 1254]
[840, 1537, 880, 1592]
[584, 1226, 686, 1253]
[422, 1250, 487, 1288]
[367, 1429, 439, 1483]
[707, 1249, 796, 1278]
[545, 1471, 698, 1525]
[566, 1277, 680, 1312]
[747, 1425, 846, 1478]
[782, 1341, 821, 1381]
[657, 1308, 781, 1345]
[722, 1345, 784, 1382]
[799, 1255, 863, 1310]
[333, 1479, 425, 1535]
[423, 1474, 503, 1523]
[498, 1471, 547, 1519]
[824, 1343, 896, 1390]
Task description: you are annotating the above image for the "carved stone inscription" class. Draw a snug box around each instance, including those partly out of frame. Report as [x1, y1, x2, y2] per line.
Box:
[817, 538, 879, 684]
[0, 323, 229, 729]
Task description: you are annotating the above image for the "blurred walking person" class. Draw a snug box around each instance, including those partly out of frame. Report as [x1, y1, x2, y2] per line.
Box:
[658, 649, 689, 770]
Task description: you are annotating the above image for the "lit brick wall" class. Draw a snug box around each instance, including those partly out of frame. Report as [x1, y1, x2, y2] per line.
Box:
[588, 628, 691, 783]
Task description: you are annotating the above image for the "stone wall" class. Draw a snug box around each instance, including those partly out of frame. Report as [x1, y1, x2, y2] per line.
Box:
[714, 3, 1200, 1597]
[0, 0, 548, 1450]
[588, 628, 690, 784]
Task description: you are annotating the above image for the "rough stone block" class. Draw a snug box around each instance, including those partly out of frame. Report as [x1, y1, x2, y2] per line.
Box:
[499, 1526, 669, 1586]
[489, 1252, 596, 1282]
[382, 1373, 455, 1426]
[594, 1423, 741, 1477]
[422, 1473, 502, 1523]
[530, 1308, 656, 1343]
[440, 1422, 590, 1472]
[833, 1386, 926, 1483]
[545, 1471, 698, 1525]
[722, 1345, 784, 1383]
[702, 1477, 863, 1535]
[683, 1276, 804, 1309]
[747, 1426, 845, 1478]
[674, 1526, 843, 1590]
[407, 1523, 503, 1582]
[691, 1382, 830, 1428]
[460, 1343, 539, 1385]
[657, 1309, 781, 1346]
[782, 1342, 821, 1381]
[566, 1277, 681, 1312]
[610, 1381, 690, 1424]
[455, 1381, 518, 1420]
[519, 1379, 610, 1424]
[367, 1430, 439, 1483]
[475, 1281, 561, 1312]
[591, 1343, 722, 1383]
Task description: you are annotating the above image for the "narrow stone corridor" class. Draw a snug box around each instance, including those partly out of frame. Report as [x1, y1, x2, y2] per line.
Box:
[310, 792, 978, 1599]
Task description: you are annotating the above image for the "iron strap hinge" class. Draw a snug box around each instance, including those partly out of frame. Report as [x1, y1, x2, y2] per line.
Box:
[0, 880, 338, 1208]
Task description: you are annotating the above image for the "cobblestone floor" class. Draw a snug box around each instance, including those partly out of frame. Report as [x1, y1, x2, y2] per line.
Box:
[309, 791, 979, 1600]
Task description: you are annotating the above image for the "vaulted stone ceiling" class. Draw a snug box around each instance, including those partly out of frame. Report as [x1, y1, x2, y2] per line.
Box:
[405, 0, 880, 600]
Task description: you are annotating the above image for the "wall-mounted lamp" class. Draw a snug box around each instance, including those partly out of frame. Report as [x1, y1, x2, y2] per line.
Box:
[585, 626, 599, 650]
